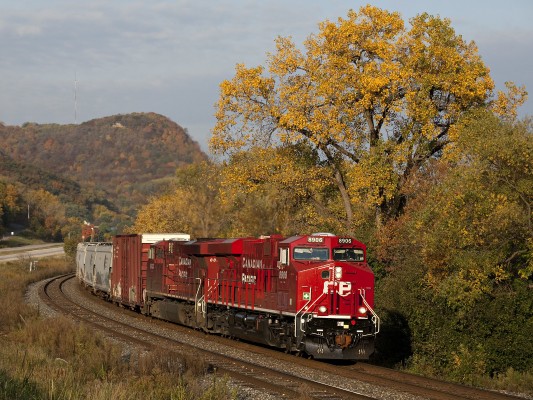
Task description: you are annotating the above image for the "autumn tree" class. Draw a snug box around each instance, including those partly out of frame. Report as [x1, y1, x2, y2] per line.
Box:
[0, 182, 21, 234]
[211, 5, 494, 232]
[376, 111, 533, 381]
[219, 142, 339, 235]
[25, 188, 66, 240]
[131, 161, 227, 238]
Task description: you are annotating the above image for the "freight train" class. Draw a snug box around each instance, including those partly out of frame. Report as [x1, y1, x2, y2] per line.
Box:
[76, 232, 380, 360]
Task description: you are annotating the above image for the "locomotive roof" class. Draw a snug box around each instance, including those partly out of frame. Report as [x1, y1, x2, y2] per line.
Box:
[279, 234, 366, 249]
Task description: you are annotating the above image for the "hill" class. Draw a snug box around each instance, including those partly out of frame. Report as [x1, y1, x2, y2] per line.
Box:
[0, 112, 206, 214]
[0, 112, 206, 238]
[0, 149, 115, 213]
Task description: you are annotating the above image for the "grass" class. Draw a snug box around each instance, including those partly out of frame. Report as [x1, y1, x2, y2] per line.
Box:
[0, 235, 44, 249]
[0, 257, 238, 400]
[480, 368, 533, 397]
[399, 352, 533, 398]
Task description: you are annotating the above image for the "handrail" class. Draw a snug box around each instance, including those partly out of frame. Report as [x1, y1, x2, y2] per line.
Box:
[294, 287, 311, 338]
[195, 278, 205, 316]
[294, 288, 327, 338]
[358, 289, 380, 335]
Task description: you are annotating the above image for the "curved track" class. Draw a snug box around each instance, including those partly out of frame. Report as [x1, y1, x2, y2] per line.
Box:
[38, 274, 527, 400]
[40, 274, 379, 400]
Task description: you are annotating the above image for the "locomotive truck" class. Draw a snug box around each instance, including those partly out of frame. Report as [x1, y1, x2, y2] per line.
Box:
[76, 232, 379, 360]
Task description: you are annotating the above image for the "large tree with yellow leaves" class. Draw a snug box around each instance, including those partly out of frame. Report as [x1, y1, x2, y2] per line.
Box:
[211, 5, 495, 231]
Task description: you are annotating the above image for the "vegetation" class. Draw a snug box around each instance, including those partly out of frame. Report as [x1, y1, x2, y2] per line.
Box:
[210, 6, 501, 231]
[0, 258, 236, 399]
[374, 111, 533, 392]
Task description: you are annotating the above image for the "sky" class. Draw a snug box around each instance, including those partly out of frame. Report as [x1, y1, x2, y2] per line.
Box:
[1, 1, 532, 153]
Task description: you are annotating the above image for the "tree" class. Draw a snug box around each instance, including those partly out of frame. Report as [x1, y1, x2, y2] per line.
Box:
[219, 143, 349, 236]
[129, 192, 193, 234]
[376, 111, 533, 380]
[0, 182, 21, 234]
[25, 188, 66, 240]
[131, 162, 227, 238]
[211, 5, 494, 232]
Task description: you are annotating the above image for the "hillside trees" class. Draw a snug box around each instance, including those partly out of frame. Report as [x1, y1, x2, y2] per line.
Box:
[376, 111, 533, 382]
[210, 5, 494, 232]
[25, 189, 67, 240]
[0, 182, 21, 233]
[0, 113, 206, 221]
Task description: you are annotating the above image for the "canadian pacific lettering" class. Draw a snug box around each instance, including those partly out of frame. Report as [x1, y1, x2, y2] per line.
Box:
[241, 273, 257, 284]
[242, 257, 263, 269]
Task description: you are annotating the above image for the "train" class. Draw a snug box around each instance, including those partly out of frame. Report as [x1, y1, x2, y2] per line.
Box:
[76, 232, 380, 360]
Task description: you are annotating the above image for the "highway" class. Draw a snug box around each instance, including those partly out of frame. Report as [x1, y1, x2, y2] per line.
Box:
[0, 243, 65, 263]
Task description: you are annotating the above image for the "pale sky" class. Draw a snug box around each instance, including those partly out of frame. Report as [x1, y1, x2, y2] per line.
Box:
[1, 0, 531, 152]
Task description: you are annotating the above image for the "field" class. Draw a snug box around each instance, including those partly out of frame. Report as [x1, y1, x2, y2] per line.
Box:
[0, 255, 237, 400]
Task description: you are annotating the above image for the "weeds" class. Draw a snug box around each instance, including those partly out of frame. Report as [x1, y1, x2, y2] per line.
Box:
[481, 368, 533, 397]
[0, 258, 237, 400]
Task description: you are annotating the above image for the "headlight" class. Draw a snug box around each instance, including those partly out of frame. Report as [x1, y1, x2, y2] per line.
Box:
[334, 266, 343, 279]
[318, 306, 327, 313]
[358, 306, 367, 315]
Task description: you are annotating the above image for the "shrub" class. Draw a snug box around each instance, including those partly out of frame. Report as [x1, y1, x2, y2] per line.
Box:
[0, 257, 238, 399]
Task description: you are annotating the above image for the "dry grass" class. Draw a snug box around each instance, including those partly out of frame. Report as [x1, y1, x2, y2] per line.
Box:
[0, 257, 237, 400]
[480, 368, 533, 398]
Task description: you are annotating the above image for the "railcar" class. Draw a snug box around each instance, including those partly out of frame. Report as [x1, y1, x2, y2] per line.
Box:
[76, 232, 379, 361]
[76, 233, 190, 301]
[76, 241, 112, 295]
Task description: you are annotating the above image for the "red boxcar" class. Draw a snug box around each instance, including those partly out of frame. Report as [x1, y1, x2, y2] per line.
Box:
[110, 233, 189, 308]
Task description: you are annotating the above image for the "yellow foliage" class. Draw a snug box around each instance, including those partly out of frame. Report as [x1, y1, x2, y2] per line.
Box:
[491, 81, 528, 122]
[210, 5, 499, 230]
[132, 162, 228, 237]
[131, 192, 190, 234]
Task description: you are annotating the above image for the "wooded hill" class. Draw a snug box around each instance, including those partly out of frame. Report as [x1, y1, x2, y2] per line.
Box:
[0, 112, 206, 238]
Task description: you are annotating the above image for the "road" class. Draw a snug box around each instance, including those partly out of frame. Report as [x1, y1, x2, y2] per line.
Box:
[0, 244, 65, 263]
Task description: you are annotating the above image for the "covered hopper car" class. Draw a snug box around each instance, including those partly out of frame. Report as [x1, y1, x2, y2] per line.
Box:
[77, 232, 379, 360]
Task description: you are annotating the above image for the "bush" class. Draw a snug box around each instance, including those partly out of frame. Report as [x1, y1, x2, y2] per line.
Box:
[0, 258, 238, 400]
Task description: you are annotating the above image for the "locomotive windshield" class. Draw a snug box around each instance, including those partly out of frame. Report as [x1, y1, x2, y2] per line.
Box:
[333, 248, 364, 262]
[293, 247, 329, 261]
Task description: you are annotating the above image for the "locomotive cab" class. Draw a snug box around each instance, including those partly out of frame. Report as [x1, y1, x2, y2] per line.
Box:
[279, 233, 380, 360]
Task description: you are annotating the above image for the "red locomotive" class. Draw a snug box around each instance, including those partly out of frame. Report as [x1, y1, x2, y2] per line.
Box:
[77, 232, 379, 360]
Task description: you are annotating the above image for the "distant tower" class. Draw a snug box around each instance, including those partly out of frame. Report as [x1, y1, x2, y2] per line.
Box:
[74, 72, 78, 124]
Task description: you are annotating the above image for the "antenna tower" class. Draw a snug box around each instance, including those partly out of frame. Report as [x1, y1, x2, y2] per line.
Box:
[74, 72, 78, 124]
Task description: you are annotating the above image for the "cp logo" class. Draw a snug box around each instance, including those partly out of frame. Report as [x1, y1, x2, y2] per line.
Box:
[323, 281, 352, 297]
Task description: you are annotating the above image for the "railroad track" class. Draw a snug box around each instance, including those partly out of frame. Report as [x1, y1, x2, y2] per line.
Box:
[39, 274, 382, 400]
[38, 274, 527, 400]
[344, 363, 527, 400]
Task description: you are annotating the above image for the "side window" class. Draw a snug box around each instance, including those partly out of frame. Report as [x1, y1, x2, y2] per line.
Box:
[280, 247, 289, 265]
